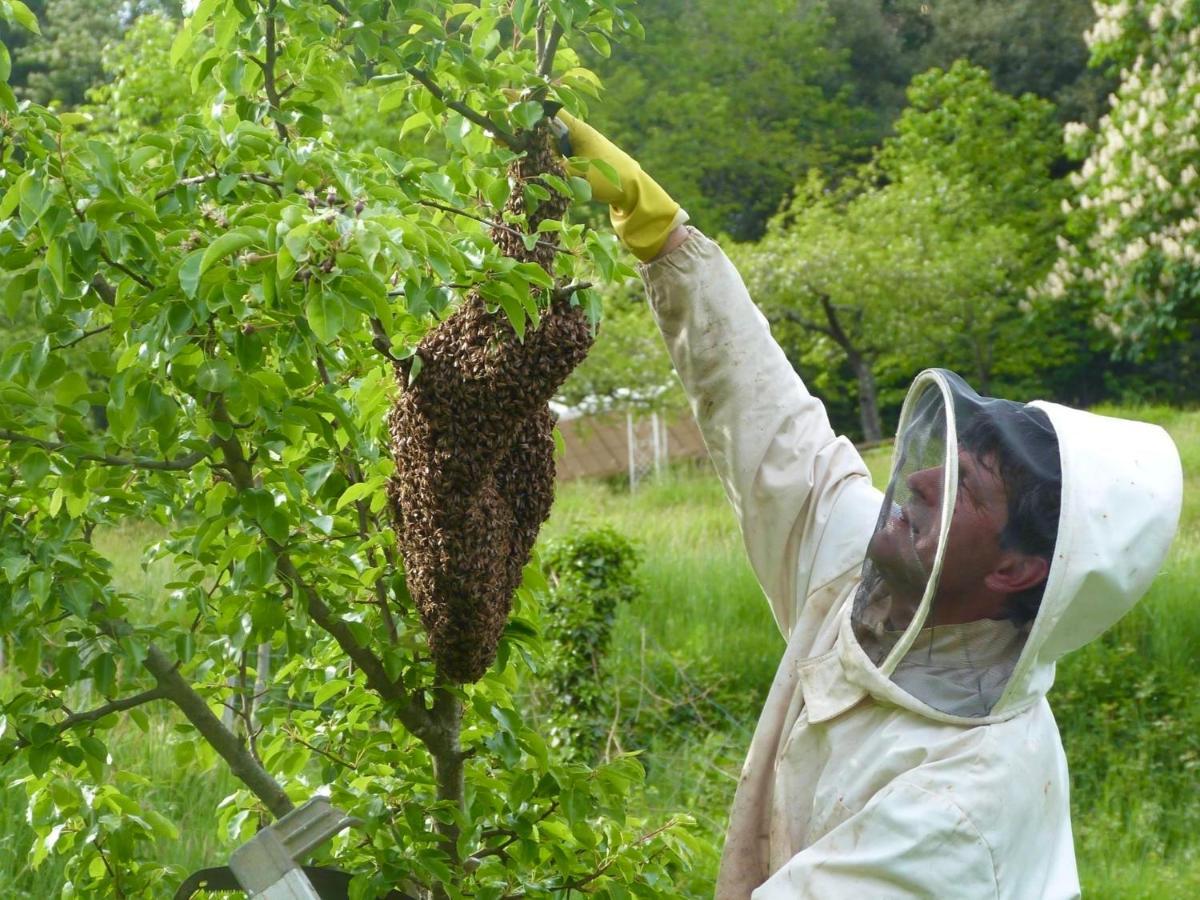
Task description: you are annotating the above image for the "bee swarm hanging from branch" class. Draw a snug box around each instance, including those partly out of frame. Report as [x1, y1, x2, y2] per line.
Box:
[386, 120, 594, 683]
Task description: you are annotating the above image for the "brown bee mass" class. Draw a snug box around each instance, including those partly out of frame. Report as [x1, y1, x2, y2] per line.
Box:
[387, 126, 594, 683]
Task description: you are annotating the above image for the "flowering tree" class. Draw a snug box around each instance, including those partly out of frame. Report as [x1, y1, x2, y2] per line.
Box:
[0, 0, 696, 896]
[1040, 0, 1200, 353]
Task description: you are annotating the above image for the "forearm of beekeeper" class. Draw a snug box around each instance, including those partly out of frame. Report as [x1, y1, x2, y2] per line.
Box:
[556, 111, 879, 638]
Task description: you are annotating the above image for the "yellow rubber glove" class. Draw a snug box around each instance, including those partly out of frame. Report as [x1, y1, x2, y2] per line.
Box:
[554, 110, 689, 262]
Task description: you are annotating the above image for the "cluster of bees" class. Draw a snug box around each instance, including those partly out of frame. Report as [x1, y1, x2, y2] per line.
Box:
[387, 124, 594, 683]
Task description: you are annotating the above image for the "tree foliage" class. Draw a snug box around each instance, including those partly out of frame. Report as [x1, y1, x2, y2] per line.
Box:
[0, 0, 698, 895]
[737, 63, 1065, 440]
[814, 0, 1112, 130]
[1041, 0, 1200, 363]
[590, 0, 871, 241]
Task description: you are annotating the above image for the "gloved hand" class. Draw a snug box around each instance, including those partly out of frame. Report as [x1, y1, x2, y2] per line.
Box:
[553, 110, 689, 262]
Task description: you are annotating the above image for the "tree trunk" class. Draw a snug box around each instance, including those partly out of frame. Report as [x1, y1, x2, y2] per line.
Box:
[429, 687, 465, 900]
[849, 352, 883, 442]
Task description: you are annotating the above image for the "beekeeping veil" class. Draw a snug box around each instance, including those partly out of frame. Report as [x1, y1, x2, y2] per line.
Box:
[851, 369, 1063, 718]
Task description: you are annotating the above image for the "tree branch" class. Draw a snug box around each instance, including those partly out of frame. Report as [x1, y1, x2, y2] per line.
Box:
[0, 431, 217, 471]
[417, 199, 569, 256]
[552, 280, 592, 304]
[11, 687, 167, 750]
[407, 68, 523, 151]
[768, 307, 834, 339]
[205, 402, 437, 745]
[538, 22, 564, 77]
[89, 275, 117, 305]
[142, 643, 295, 819]
[155, 171, 283, 201]
[262, 0, 290, 142]
[52, 325, 111, 350]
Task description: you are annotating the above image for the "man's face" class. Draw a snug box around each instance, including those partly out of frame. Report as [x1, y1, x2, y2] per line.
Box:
[867, 449, 1009, 620]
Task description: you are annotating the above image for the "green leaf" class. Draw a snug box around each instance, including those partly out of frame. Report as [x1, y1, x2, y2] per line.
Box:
[28, 745, 54, 778]
[335, 481, 373, 511]
[19, 449, 50, 486]
[421, 172, 457, 203]
[200, 231, 254, 276]
[179, 249, 206, 299]
[306, 292, 345, 343]
[379, 86, 408, 114]
[399, 111, 430, 138]
[586, 32, 612, 58]
[313, 678, 349, 707]
[7, 0, 40, 34]
[0, 41, 10, 83]
[510, 101, 544, 131]
[244, 547, 276, 587]
[196, 359, 233, 392]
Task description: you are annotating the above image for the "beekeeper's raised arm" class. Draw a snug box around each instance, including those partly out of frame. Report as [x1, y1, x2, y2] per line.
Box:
[557, 111, 881, 638]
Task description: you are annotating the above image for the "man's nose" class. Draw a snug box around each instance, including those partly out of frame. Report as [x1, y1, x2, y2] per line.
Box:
[906, 465, 944, 503]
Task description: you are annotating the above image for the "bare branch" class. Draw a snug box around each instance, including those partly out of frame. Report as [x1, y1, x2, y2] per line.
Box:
[552, 280, 592, 304]
[89, 275, 117, 305]
[417, 199, 570, 256]
[263, 0, 290, 142]
[53, 325, 111, 350]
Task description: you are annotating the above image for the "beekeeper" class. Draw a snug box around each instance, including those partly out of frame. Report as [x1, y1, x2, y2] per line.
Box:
[556, 112, 1184, 898]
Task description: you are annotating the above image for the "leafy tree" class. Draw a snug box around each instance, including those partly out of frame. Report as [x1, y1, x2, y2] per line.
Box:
[814, 0, 1112, 131]
[0, 0, 181, 107]
[0, 1, 698, 896]
[737, 63, 1064, 439]
[591, 0, 872, 241]
[1040, 0, 1200, 366]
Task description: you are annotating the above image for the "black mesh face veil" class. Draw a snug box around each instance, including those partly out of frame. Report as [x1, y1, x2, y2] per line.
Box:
[851, 370, 1063, 718]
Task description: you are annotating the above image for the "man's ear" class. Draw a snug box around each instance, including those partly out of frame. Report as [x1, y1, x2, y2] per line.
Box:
[984, 552, 1050, 595]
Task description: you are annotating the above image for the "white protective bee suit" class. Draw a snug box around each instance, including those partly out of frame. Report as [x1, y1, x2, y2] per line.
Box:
[639, 229, 1183, 899]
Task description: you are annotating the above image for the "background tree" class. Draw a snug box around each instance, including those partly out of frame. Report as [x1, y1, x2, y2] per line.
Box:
[738, 62, 1065, 440]
[590, 0, 872, 240]
[0, 1, 696, 896]
[813, 0, 1113, 132]
[1039, 0, 1200, 396]
[0, 0, 181, 107]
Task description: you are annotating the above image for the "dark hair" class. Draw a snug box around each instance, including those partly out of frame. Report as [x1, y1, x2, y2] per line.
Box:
[959, 403, 1062, 625]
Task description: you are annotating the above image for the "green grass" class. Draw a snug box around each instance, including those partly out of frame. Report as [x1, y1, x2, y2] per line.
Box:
[3, 407, 1197, 896]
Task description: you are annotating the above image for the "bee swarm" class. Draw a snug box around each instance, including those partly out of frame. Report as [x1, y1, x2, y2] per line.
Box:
[387, 125, 594, 683]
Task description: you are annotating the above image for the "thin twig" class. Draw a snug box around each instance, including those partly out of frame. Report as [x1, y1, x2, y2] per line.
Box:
[154, 171, 283, 201]
[10, 687, 167, 751]
[262, 0, 289, 142]
[417, 199, 570, 255]
[283, 727, 358, 770]
[52, 325, 111, 350]
[57, 137, 155, 291]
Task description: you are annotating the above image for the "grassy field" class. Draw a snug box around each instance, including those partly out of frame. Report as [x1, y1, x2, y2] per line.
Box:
[2, 406, 1197, 896]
